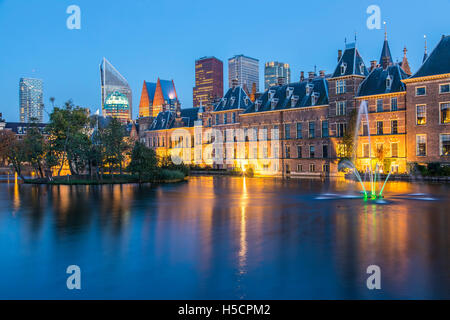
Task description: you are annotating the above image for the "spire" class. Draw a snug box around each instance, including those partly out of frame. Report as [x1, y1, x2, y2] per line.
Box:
[379, 22, 393, 69]
[401, 46, 412, 75]
[423, 35, 428, 63]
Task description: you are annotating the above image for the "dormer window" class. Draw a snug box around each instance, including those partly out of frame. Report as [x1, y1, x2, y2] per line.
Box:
[306, 83, 313, 95]
[271, 98, 279, 110]
[311, 92, 319, 106]
[243, 96, 249, 106]
[291, 95, 299, 107]
[268, 89, 276, 100]
[386, 75, 392, 90]
[255, 99, 262, 112]
[161, 119, 166, 127]
[340, 62, 347, 75]
[286, 87, 294, 99]
[230, 96, 236, 106]
[359, 62, 365, 74]
[223, 98, 227, 106]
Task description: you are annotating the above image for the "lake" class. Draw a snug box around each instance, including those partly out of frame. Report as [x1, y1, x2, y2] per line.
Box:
[0, 176, 448, 299]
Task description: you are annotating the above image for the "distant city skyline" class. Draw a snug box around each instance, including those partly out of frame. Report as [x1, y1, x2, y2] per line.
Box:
[193, 56, 223, 107]
[264, 61, 291, 90]
[228, 55, 259, 93]
[0, 0, 449, 122]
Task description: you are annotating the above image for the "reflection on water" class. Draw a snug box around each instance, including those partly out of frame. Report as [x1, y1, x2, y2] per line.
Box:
[0, 176, 448, 299]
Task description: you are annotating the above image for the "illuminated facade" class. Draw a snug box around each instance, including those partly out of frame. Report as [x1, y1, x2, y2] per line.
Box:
[19, 78, 44, 123]
[139, 33, 450, 176]
[138, 78, 179, 118]
[193, 56, 223, 107]
[103, 91, 130, 123]
[228, 55, 259, 92]
[100, 57, 132, 121]
[264, 61, 291, 90]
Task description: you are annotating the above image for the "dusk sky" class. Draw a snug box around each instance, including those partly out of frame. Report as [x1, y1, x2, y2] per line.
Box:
[0, 0, 448, 121]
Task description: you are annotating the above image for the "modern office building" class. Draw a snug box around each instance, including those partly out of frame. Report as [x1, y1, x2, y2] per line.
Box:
[19, 77, 44, 123]
[103, 91, 131, 123]
[193, 56, 223, 108]
[100, 57, 132, 121]
[264, 61, 291, 90]
[228, 55, 259, 92]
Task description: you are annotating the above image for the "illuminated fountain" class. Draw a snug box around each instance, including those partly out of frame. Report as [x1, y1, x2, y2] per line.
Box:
[338, 100, 393, 201]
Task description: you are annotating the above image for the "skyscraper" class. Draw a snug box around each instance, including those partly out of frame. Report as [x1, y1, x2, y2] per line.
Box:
[264, 61, 291, 90]
[228, 55, 259, 92]
[103, 91, 130, 124]
[100, 57, 132, 121]
[19, 77, 44, 123]
[193, 56, 223, 107]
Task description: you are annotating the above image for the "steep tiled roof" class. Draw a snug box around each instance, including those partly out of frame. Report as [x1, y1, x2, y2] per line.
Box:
[410, 35, 450, 79]
[145, 82, 157, 102]
[357, 64, 409, 97]
[214, 86, 252, 112]
[331, 43, 368, 78]
[379, 39, 393, 65]
[147, 108, 199, 131]
[244, 77, 329, 114]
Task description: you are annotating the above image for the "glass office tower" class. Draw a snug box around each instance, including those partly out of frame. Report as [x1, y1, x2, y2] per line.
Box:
[19, 77, 44, 123]
[100, 57, 132, 121]
[264, 61, 291, 90]
[228, 55, 259, 92]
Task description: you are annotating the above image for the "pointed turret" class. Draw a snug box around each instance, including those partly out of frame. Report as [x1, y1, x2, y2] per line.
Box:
[401, 46, 412, 75]
[379, 23, 393, 69]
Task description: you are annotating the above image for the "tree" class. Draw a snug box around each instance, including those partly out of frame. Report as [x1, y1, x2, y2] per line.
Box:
[7, 139, 27, 181]
[127, 142, 158, 182]
[103, 118, 129, 175]
[47, 101, 90, 176]
[0, 130, 16, 166]
[342, 108, 358, 159]
[23, 121, 46, 178]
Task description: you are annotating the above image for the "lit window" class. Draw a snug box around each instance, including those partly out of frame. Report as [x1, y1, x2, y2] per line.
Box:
[391, 142, 398, 158]
[416, 105, 426, 125]
[309, 163, 315, 172]
[297, 164, 303, 172]
[440, 103, 450, 124]
[440, 134, 450, 156]
[337, 123, 346, 137]
[362, 143, 370, 158]
[285, 145, 290, 158]
[416, 135, 426, 156]
[416, 87, 426, 96]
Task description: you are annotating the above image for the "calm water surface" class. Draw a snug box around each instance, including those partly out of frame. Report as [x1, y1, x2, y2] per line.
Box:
[0, 176, 448, 299]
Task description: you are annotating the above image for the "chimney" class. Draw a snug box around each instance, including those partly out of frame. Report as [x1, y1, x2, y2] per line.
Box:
[277, 77, 285, 86]
[231, 78, 238, 89]
[308, 71, 315, 80]
[319, 70, 325, 78]
[338, 49, 342, 62]
[300, 71, 304, 82]
[370, 60, 377, 71]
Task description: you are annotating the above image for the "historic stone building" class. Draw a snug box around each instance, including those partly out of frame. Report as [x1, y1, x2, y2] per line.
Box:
[403, 35, 450, 165]
[138, 33, 449, 176]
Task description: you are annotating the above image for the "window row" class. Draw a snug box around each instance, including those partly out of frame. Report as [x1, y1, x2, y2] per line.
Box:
[416, 134, 450, 156]
[415, 103, 450, 125]
[415, 84, 450, 96]
[285, 144, 329, 159]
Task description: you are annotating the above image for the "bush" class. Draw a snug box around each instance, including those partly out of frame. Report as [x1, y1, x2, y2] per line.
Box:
[156, 169, 185, 181]
[244, 167, 254, 177]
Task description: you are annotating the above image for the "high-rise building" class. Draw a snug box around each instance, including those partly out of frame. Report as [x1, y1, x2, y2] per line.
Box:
[193, 56, 223, 107]
[103, 91, 130, 124]
[228, 55, 259, 92]
[19, 77, 44, 123]
[264, 61, 291, 90]
[100, 57, 132, 121]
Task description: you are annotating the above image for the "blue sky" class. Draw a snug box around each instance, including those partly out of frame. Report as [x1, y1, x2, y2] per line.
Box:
[0, 0, 448, 121]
